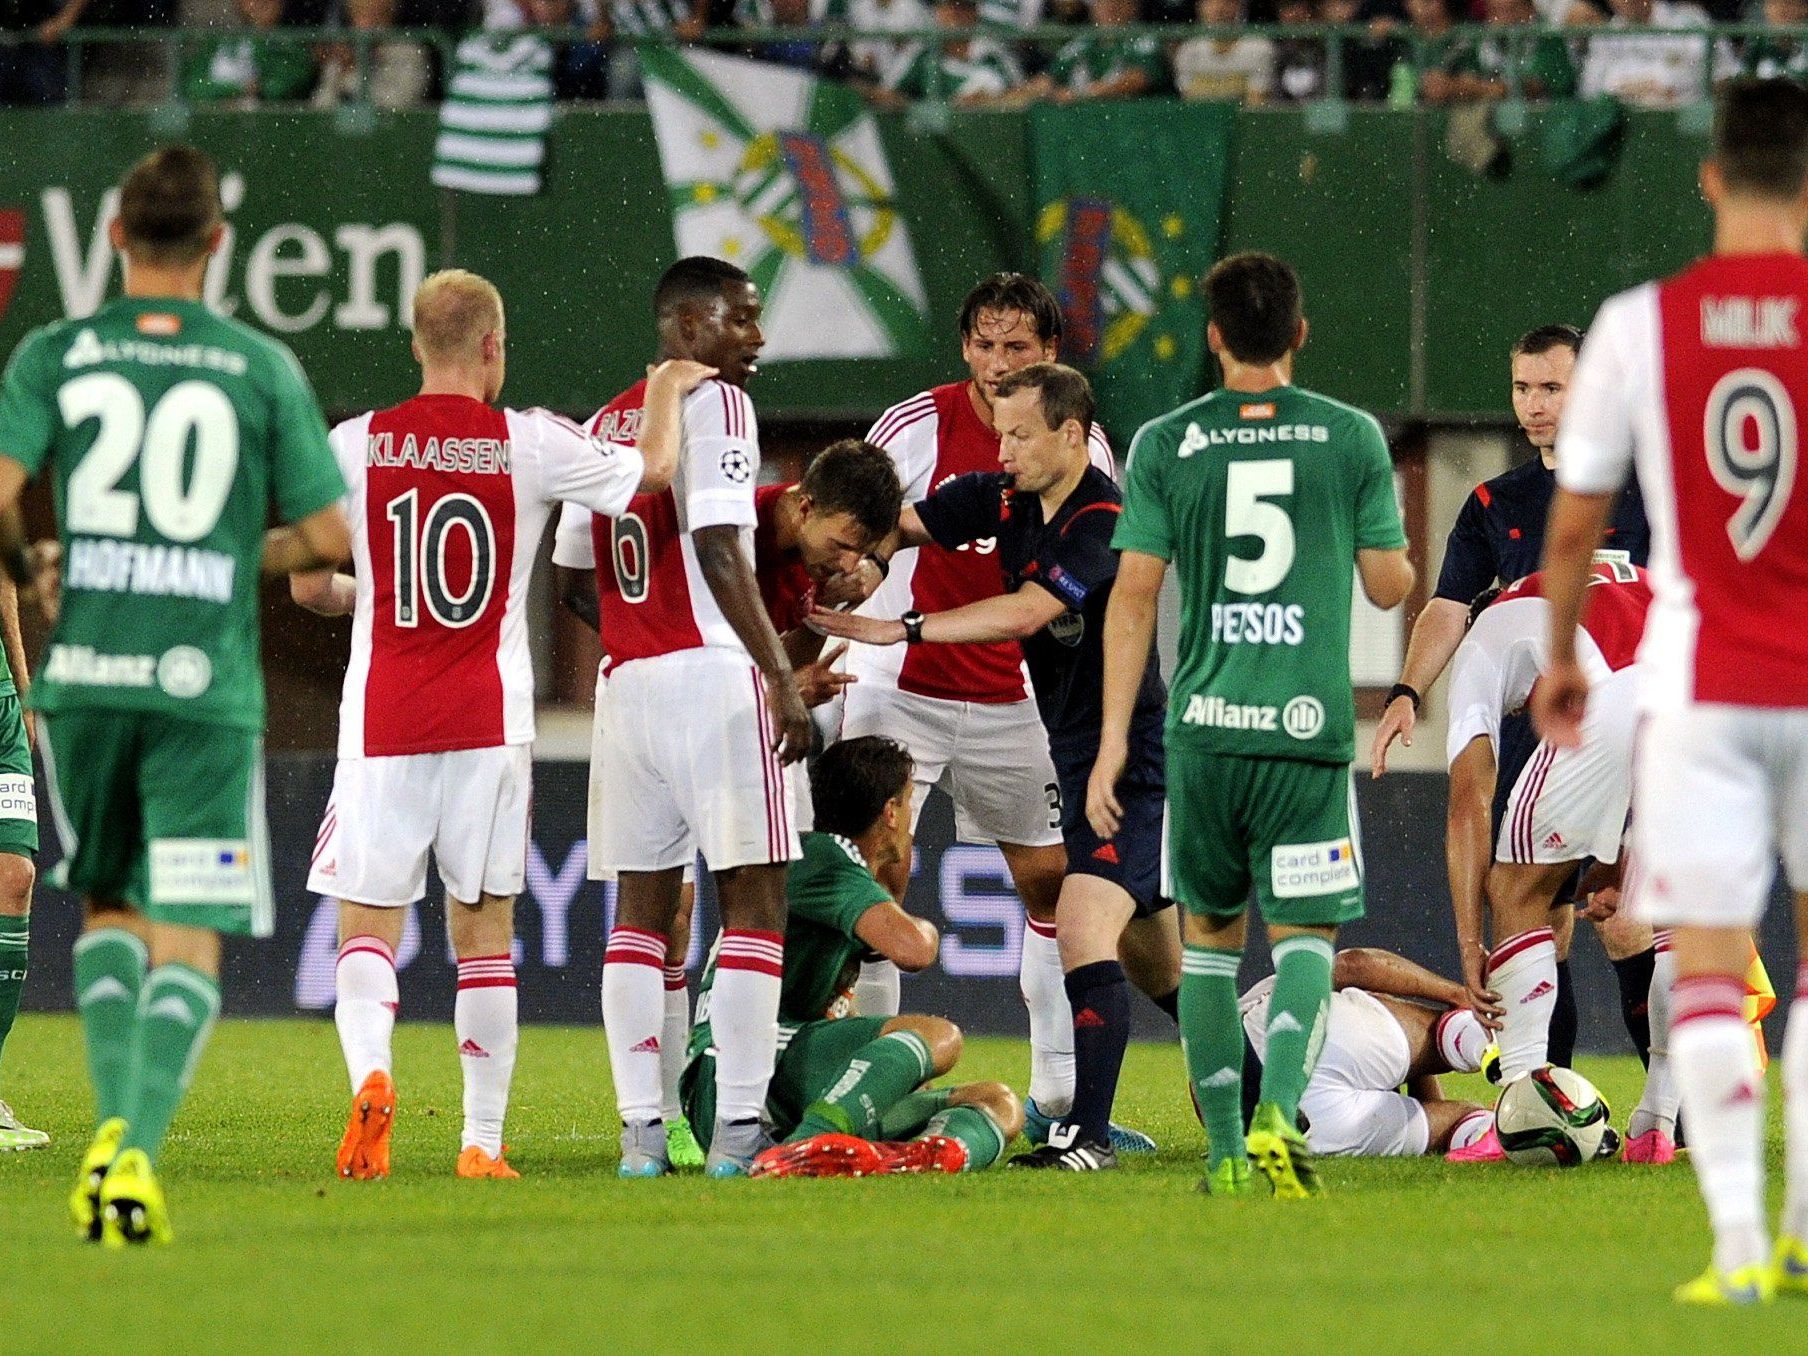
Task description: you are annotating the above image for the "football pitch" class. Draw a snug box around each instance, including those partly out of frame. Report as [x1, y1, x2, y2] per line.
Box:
[0, 1015, 1794, 1354]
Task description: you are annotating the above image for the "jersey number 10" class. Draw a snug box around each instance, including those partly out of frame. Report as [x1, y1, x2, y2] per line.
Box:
[385, 489, 496, 629]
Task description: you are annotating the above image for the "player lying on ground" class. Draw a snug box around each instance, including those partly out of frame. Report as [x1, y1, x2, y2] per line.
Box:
[0, 565, 40, 1150]
[1239, 948, 1495, 1157]
[1090, 253, 1415, 1199]
[0, 145, 352, 1244]
[682, 736, 1024, 1177]
[554, 438, 904, 1167]
[814, 362, 1179, 1171]
[289, 269, 713, 1180]
[1443, 559, 1682, 1163]
[847, 274, 1135, 1148]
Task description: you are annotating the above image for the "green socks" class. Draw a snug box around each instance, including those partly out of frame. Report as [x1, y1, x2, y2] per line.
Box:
[921, 1104, 1006, 1171]
[0, 913, 25, 1071]
[789, 1028, 934, 1141]
[120, 963, 221, 1163]
[878, 1086, 952, 1140]
[1259, 934, 1335, 1124]
[1180, 945, 1246, 1168]
[73, 927, 147, 1125]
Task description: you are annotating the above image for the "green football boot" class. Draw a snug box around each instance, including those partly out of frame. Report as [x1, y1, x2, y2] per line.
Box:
[666, 1114, 705, 1170]
[70, 1116, 126, 1241]
[1198, 1155, 1254, 1197]
[1246, 1102, 1321, 1200]
[99, 1148, 173, 1248]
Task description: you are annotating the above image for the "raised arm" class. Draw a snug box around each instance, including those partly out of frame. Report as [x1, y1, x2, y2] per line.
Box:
[633, 359, 717, 497]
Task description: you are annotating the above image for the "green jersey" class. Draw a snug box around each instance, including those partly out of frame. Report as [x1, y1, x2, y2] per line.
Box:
[1114, 385, 1405, 764]
[688, 831, 892, 1060]
[0, 298, 345, 729]
[1049, 31, 1164, 94]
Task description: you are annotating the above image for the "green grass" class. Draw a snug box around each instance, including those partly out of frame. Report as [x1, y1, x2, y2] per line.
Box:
[0, 1014, 1796, 1353]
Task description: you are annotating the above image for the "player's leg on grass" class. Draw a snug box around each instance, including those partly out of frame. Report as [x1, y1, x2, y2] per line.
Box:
[449, 893, 519, 1178]
[605, 866, 686, 1175]
[70, 900, 144, 1234]
[705, 860, 789, 1174]
[660, 880, 704, 1167]
[0, 850, 41, 1149]
[334, 902, 402, 1180]
[1778, 893, 1808, 1290]
[1483, 859, 1577, 1083]
[1180, 908, 1250, 1190]
[1120, 906, 1182, 1020]
[1599, 910, 1658, 1066]
[1546, 894, 1578, 1068]
[789, 1013, 952, 1141]
[1000, 838, 1074, 1126]
[1627, 933, 1680, 1163]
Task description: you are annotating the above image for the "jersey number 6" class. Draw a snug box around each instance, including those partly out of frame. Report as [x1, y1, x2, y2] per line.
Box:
[385, 489, 496, 629]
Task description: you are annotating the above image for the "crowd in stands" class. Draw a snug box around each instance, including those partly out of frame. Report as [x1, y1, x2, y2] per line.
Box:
[0, 0, 1797, 109]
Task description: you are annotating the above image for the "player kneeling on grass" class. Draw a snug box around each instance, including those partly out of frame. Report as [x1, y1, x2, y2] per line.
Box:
[681, 736, 1024, 1177]
[291, 270, 710, 1180]
[1240, 948, 1495, 1158]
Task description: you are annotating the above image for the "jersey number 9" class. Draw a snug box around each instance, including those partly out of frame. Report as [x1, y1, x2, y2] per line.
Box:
[1704, 368, 1798, 562]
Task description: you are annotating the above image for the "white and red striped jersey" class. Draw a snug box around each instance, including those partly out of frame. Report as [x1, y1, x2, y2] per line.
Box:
[1559, 252, 1808, 710]
[850, 381, 1115, 703]
[330, 393, 644, 758]
[581, 377, 761, 672]
[1445, 561, 1652, 764]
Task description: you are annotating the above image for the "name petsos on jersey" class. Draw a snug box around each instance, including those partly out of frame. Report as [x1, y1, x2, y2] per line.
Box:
[1181, 693, 1326, 740]
[44, 643, 213, 698]
[1211, 601, 1304, 646]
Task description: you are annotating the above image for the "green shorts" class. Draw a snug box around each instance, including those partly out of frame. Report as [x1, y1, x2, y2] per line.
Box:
[681, 1015, 887, 1149]
[40, 708, 272, 937]
[0, 694, 38, 859]
[1164, 746, 1364, 928]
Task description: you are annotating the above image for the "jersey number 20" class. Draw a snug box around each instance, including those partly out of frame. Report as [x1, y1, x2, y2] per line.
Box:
[60, 374, 239, 542]
[385, 489, 496, 628]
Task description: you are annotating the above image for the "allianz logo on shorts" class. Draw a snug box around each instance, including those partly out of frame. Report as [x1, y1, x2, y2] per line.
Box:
[44, 644, 211, 699]
[0, 773, 34, 820]
[149, 838, 254, 906]
[1181, 694, 1326, 741]
[1271, 838, 1359, 899]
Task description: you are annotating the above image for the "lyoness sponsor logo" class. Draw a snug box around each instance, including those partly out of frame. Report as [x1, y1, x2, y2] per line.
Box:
[38, 171, 424, 336]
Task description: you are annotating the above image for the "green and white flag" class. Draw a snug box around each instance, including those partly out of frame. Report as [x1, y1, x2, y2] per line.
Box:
[641, 47, 931, 360]
[432, 34, 555, 197]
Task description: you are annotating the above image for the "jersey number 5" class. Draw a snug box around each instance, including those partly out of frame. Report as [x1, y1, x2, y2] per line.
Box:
[1704, 368, 1798, 562]
[61, 374, 239, 542]
[385, 489, 496, 629]
[1224, 460, 1295, 595]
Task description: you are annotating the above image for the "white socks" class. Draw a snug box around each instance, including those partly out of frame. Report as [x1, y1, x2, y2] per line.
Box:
[1630, 940, 1680, 1140]
[1672, 973, 1768, 1274]
[1449, 1107, 1493, 1151]
[1021, 916, 1074, 1114]
[854, 958, 901, 1018]
[1488, 927, 1558, 1084]
[602, 927, 667, 1125]
[455, 954, 518, 1157]
[1783, 962, 1808, 1242]
[335, 935, 397, 1092]
[709, 930, 784, 1124]
[661, 965, 689, 1122]
[1433, 1006, 1489, 1074]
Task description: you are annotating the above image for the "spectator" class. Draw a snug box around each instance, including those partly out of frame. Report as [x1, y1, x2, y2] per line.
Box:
[1318, 0, 1405, 102]
[525, 0, 610, 97]
[600, 0, 706, 97]
[1736, 0, 1808, 80]
[0, 0, 88, 105]
[1173, 0, 1276, 103]
[312, 0, 434, 107]
[1012, 0, 1162, 101]
[826, 0, 932, 88]
[872, 0, 1023, 104]
[182, 0, 317, 103]
[1577, 0, 1727, 107]
[737, 0, 857, 75]
[1427, 0, 1576, 99]
[1271, 0, 1327, 100]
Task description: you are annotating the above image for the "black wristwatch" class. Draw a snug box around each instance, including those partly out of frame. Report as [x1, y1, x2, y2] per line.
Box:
[901, 610, 926, 644]
[1386, 682, 1422, 714]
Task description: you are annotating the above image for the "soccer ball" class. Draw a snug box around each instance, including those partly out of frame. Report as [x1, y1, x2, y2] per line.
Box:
[1494, 1066, 1611, 1167]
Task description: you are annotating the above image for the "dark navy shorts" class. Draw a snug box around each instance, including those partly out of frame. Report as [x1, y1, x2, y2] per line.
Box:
[1057, 737, 1169, 918]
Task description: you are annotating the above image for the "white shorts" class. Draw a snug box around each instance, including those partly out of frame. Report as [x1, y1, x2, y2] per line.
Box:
[1243, 978, 1428, 1158]
[1631, 703, 1808, 929]
[583, 664, 811, 882]
[840, 684, 1060, 848]
[307, 744, 533, 907]
[1495, 672, 1637, 866]
[591, 648, 804, 875]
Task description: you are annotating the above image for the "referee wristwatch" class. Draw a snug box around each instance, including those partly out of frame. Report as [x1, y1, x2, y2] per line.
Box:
[901, 610, 926, 644]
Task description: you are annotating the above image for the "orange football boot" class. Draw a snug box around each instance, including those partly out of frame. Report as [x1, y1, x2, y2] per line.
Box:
[456, 1144, 520, 1178]
[750, 1132, 886, 1178]
[872, 1135, 969, 1175]
[336, 1070, 396, 1180]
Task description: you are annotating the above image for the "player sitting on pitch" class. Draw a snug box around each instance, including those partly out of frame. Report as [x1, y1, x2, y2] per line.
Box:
[679, 735, 1024, 1177]
[1239, 947, 1496, 1158]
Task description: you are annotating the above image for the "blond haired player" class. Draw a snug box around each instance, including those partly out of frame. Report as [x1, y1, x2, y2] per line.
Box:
[292, 269, 710, 1179]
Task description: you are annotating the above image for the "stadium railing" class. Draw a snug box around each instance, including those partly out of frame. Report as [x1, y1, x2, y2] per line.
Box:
[0, 20, 1790, 115]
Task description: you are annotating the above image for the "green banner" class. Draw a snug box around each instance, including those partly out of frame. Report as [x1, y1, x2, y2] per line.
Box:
[1029, 100, 1232, 438]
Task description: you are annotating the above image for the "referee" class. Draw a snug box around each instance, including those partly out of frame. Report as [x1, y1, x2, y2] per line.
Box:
[1372, 322, 1652, 1069]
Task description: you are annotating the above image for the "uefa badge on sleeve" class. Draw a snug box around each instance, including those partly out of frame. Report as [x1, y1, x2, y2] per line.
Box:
[719, 449, 752, 484]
